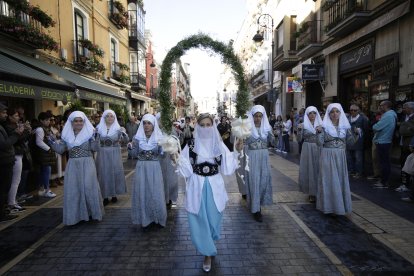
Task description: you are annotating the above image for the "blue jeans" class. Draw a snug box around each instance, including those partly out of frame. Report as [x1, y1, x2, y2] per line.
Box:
[346, 149, 364, 175]
[376, 143, 391, 185]
[38, 166, 51, 190]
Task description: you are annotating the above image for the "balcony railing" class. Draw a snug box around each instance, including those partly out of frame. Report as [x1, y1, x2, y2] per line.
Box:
[296, 20, 323, 58]
[324, 0, 370, 37]
[0, 1, 58, 51]
[130, 73, 146, 90]
[109, 0, 128, 29]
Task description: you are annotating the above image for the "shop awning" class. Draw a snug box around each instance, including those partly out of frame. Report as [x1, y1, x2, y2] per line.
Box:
[0, 53, 74, 102]
[0, 48, 126, 102]
[130, 91, 151, 102]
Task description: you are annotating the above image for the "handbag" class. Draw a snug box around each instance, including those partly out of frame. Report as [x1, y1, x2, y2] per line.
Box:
[402, 153, 414, 175]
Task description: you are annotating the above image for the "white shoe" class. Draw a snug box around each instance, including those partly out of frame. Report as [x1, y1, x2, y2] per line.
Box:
[395, 185, 410, 192]
[43, 190, 56, 198]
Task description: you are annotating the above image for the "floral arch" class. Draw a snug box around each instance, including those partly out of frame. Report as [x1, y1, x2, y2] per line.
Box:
[158, 33, 250, 133]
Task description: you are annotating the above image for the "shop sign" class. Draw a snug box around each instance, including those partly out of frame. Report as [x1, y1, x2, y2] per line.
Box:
[302, 64, 325, 80]
[0, 80, 73, 102]
[339, 42, 373, 72]
[372, 54, 399, 80]
[286, 77, 303, 93]
[80, 90, 126, 106]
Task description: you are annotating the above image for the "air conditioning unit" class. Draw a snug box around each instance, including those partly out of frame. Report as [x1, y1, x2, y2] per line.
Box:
[60, 48, 67, 60]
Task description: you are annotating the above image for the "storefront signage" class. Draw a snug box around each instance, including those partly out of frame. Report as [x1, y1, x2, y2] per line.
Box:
[0, 80, 73, 102]
[339, 42, 373, 72]
[372, 54, 399, 80]
[80, 90, 126, 106]
[286, 77, 303, 93]
[323, 0, 410, 56]
[302, 64, 325, 80]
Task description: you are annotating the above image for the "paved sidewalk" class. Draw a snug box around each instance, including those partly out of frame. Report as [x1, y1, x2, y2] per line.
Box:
[1, 152, 414, 275]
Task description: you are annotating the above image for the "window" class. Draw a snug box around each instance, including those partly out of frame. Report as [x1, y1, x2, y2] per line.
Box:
[110, 38, 117, 76]
[128, 3, 137, 37]
[74, 11, 85, 59]
[0, 1, 10, 16]
[129, 52, 138, 84]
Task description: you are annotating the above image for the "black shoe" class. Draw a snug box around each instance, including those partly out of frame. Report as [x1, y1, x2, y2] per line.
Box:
[103, 198, 109, 206]
[253, 211, 263, 222]
[0, 214, 18, 223]
[111, 197, 118, 203]
[242, 195, 247, 200]
[166, 200, 172, 210]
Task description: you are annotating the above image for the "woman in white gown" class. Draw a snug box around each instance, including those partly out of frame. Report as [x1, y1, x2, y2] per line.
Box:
[48, 111, 104, 226]
[95, 110, 128, 206]
[317, 103, 358, 216]
[175, 113, 243, 272]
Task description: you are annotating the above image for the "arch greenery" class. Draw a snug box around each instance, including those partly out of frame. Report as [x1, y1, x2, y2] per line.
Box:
[159, 33, 250, 134]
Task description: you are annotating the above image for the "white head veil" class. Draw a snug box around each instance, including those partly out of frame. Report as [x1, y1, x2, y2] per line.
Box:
[193, 113, 223, 159]
[249, 105, 272, 139]
[96, 109, 120, 137]
[61, 111, 95, 149]
[303, 106, 323, 134]
[322, 103, 351, 138]
[134, 113, 162, 150]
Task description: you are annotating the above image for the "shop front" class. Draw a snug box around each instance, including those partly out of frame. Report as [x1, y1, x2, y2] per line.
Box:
[369, 53, 400, 114]
[0, 52, 74, 120]
[129, 91, 150, 117]
[338, 41, 374, 115]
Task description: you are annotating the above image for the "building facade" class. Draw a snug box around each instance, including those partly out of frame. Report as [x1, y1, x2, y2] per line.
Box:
[230, 0, 414, 120]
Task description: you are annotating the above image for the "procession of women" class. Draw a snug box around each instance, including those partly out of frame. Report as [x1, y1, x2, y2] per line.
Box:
[45, 102, 357, 273]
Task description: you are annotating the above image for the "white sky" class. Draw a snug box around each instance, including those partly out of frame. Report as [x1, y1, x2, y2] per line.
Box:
[144, 0, 247, 112]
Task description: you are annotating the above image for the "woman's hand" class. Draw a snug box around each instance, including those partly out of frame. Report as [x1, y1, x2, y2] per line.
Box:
[315, 126, 323, 133]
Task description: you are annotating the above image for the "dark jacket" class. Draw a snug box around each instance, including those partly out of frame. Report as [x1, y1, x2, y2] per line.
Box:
[347, 114, 369, 151]
[0, 123, 18, 165]
[31, 127, 56, 166]
[4, 123, 30, 155]
[399, 115, 414, 148]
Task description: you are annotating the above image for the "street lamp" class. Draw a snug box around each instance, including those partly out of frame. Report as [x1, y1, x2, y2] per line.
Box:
[146, 53, 156, 68]
[252, 14, 274, 113]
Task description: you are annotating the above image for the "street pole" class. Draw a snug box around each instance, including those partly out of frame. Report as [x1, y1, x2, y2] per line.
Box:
[253, 14, 275, 115]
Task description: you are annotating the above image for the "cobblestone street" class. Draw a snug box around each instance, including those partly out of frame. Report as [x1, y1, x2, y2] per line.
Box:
[1, 151, 414, 275]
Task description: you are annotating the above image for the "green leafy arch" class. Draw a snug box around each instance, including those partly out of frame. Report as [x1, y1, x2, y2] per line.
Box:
[159, 33, 250, 133]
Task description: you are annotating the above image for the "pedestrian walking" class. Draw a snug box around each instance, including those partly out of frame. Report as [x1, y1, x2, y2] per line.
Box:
[126, 115, 139, 159]
[33, 112, 57, 198]
[245, 105, 275, 222]
[157, 112, 179, 210]
[316, 103, 358, 216]
[5, 107, 31, 213]
[95, 110, 129, 206]
[282, 114, 292, 153]
[273, 115, 284, 152]
[372, 101, 397, 189]
[217, 115, 233, 151]
[48, 111, 104, 226]
[128, 114, 167, 230]
[174, 113, 242, 272]
[396, 102, 414, 193]
[346, 104, 369, 179]
[0, 103, 24, 222]
[297, 106, 323, 203]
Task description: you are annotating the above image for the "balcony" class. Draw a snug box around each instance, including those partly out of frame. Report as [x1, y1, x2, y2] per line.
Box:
[323, 0, 370, 37]
[296, 20, 323, 59]
[273, 48, 299, 71]
[130, 72, 146, 91]
[73, 39, 105, 74]
[110, 62, 130, 84]
[0, 1, 58, 51]
[109, 0, 128, 30]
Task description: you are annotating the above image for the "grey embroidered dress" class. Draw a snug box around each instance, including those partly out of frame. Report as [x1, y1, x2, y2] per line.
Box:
[298, 129, 321, 196]
[129, 140, 167, 227]
[95, 131, 128, 198]
[50, 140, 104, 225]
[245, 132, 275, 213]
[316, 128, 357, 215]
[160, 129, 179, 204]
